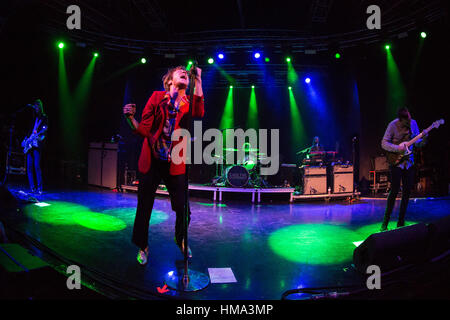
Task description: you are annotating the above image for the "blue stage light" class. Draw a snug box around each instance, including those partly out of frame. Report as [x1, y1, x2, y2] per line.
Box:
[254, 52, 261, 59]
[218, 53, 224, 59]
[305, 77, 311, 84]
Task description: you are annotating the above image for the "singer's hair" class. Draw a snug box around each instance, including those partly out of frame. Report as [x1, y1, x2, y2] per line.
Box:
[162, 66, 187, 91]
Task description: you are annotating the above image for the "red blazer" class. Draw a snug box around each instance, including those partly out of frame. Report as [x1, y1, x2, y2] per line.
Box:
[134, 91, 205, 175]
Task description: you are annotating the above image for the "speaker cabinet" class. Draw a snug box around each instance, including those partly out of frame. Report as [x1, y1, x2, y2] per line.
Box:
[88, 143, 118, 189]
[427, 215, 450, 259]
[302, 166, 327, 194]
[353, 223, 429, 273]
[303, 175, 327, 194]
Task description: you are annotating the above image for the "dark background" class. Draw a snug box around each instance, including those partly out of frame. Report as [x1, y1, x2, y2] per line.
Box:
[0, 0, 448, 194]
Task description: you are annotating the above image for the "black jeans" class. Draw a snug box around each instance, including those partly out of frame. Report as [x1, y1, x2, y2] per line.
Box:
[27, 149, 42, 192]
[382, 165, 415, 228]
[132, 156, 190, 250]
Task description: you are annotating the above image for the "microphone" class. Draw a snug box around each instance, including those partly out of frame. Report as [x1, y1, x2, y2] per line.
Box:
[189, 60, 198, 77]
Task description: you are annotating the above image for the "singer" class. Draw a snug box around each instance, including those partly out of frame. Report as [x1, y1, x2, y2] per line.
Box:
[123, 66, 204, 265]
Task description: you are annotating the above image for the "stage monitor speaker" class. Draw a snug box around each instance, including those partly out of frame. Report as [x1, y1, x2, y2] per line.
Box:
[0, 185, 17, 210]
[426, 214, 450, 260]
[353, 223, 429, 273]
[0, 222, 7, 243]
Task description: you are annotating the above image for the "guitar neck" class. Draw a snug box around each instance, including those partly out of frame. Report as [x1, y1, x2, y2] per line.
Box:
[405, 125, 432, 147]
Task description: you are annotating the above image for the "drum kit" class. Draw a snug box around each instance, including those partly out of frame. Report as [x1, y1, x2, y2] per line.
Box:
[211, 146, 270, 188]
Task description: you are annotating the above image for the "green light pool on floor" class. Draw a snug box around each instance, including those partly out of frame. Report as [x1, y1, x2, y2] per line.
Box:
[72, 211, 127, 231]
[101, 208, 169, 225]
[24, 201, 128, 231]
[268, 224, 359, 265]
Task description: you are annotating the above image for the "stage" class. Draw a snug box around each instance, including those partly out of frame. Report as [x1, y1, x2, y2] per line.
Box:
[1, 185, 449, 299]
[121, 183, 360, 203]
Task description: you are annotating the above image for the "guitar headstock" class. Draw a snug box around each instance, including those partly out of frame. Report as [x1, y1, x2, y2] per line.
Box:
[432, 119, 444, 129]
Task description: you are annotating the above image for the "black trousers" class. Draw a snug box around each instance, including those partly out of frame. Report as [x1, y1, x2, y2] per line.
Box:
[27, 149, 42, 192]
[132, 156, 190, 251]
[382, 165, 415, 228]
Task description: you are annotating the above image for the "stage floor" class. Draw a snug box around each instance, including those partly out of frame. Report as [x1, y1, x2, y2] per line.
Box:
[1, 185, 449, 299]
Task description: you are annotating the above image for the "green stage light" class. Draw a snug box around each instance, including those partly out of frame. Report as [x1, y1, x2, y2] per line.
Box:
[141, 58, 147, 64]
[286, 57, 291, 62]
[93, 52, 99, 57]
[246, 84, 258, 129]
[188, 60, 193, 65]
[335, 53, 341, 59]
[288, 86, 292, 90]
[420, 32, 427, 39]
[229, 85, 233, 89]
[386, 44, 406, 121]
[265, 57, 270, 62]
[208, 57, 214, 64]
[385, 44, 390, 50]
[58, 42, 65, 49]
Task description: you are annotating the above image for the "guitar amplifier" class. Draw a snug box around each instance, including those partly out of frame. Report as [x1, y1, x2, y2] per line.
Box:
[374, 156, 389, 171]
[302, 166, 327, 194]
[303, 166, 327, 176]
[303, 175, 327, 194]
[332, 165, 354, 193]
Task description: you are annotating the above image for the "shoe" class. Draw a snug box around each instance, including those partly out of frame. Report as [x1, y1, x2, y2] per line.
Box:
[380, 225, 388, 232]
[175, 238, 192, 259]
[137, 247, 148, 265]
[396, 223, 405, 228]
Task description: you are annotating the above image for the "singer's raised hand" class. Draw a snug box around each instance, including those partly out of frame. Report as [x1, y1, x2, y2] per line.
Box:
[193, 67, 203, 96]
[194, 67, 202, 83]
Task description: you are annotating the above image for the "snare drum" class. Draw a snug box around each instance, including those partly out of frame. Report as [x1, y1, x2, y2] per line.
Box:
[225, 165, 249, 187]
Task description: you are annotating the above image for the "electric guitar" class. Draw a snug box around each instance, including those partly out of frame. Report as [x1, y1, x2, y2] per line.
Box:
[22, 127, 47, 154]
[386, 119, 444, 166]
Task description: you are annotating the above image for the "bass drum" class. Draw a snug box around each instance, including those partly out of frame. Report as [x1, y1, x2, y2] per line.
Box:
[225, 165, 249, 187]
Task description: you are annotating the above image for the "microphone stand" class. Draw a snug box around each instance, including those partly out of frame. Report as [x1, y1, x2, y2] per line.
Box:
[165, 61, 210, 292]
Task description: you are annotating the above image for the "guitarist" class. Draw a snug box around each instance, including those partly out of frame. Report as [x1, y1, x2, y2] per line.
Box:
[380, 107, 426, 231]
[23, 99, 48, 195]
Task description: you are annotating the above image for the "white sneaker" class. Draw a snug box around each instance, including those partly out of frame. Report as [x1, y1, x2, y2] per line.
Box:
[137, 248, 148, 265]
